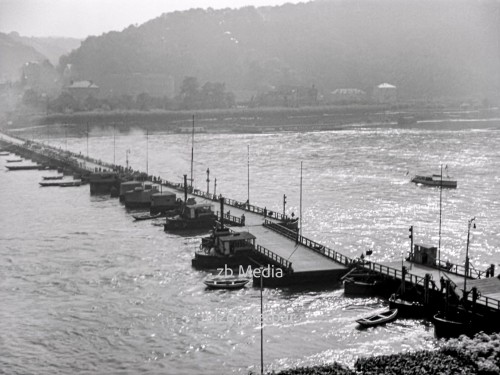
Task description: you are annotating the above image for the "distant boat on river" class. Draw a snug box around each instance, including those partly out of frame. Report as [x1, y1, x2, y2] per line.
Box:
[411, 174, 457, 188]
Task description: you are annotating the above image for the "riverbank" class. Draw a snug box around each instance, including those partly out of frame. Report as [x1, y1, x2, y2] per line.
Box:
[4, 104, 499, 135]
[272, 332, 500, 375]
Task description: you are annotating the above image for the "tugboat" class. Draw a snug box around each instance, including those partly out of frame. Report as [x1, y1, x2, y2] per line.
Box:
[192, 198, 257, 269]
[164, 175, 216, 232]
[123, 182, 159, 208]
[150, 191, 179, 214]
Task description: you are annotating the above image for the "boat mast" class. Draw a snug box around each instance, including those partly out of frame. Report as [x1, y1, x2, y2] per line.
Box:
[260, 266, 264, 375]
[299, 161, 303, 237]
[206, 168, 210, 194]
[190, 115, 194, 189]
[247, 145, 250, 204]
[146, 129, 149, 176]
[438, 164, 443, 267]
[86, 122, 89, 158]
[113, 124, 116, 165]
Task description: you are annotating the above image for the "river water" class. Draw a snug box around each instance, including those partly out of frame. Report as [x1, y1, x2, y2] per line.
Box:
[1, 120, 499, 374]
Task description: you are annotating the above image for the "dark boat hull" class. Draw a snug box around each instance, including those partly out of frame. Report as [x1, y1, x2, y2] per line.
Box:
[133, 213, 162, 221]
[389, 296, 427, 318]
[192, 251, 255, 270]
[433, 313, 469, 338]
[411, 176, 457, 188]
[344, 279, 379, 296]
[6, 165, 41, 170]
[164, 215, 216, 232]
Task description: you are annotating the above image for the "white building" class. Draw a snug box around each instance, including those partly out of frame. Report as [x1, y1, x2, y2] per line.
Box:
[373, 83, 397, 103]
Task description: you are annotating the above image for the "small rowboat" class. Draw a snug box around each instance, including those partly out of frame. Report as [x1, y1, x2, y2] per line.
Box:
[204, 277, 250, 290]
[0, 151, 10, 156]
[356, 309, 398, 327]
[59, 180, 82, 187]
[39, 180, 82, 187]
[6, 165, 40, 170]
[132, 212, 163, 221]
[42, 175, 64, 180]
[7, 159, 22, 163]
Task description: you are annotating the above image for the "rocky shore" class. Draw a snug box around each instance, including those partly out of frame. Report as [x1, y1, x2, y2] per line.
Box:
[270, 332, 500, 375]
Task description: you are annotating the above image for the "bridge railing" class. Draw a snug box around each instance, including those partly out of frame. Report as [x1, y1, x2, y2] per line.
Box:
[433, 258, 486, 279]
[476, 295, 500, 311]
[263, 219, 355, 266]
[254, 244, 293, 272]
[215, 212, 243, 226]
[167, 186, 287, 221]
[358, 261, 431, 288]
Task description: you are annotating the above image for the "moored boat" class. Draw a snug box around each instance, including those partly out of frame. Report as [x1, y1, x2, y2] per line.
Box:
[192, 229, 256, 269]
[6, 159, 22, 163]
[388, 294, 426, 318]
[39, 180, 82, 187]
[0, 151, 10, 156]
[58, 180, 82, 187]
[132, 212, 163, 221]
[433, 312, 469, 338]
[118, 180, 142, 201]
[42, 175, 64, 180]
[344, 277, 381, 296]
[203, 276, 250, 290]
[88, 172, 119, 194]
[356, 309, 398, 327]
[164, 201, 217, 232]
[123, 183, 159, 208]
[6, 164, 41, 170]
[150, 191, 179, 214]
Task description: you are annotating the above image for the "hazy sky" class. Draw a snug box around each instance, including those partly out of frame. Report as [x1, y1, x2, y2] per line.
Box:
[0, 0, 306, 39]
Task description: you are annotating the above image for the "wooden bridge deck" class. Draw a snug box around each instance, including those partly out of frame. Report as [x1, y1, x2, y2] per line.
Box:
[232, 225, 346, 273]
[380, 260, 466, 285]
[157, 189, 346, 274]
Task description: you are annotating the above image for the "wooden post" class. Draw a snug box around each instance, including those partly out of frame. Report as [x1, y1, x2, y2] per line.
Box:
[206, 168, 210, 194]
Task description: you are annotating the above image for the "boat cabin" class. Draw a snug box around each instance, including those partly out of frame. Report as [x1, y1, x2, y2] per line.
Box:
[119, 180, 142, 196]
[151, 192, 176, 207]
[217, 232, 256, 255]
[184, 203, 214, 219]
[409, 243, 437, 266]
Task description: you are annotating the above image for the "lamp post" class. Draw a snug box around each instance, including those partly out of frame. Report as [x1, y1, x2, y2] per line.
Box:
[126, 149, 131, 170]
[464, 217, 476, 295]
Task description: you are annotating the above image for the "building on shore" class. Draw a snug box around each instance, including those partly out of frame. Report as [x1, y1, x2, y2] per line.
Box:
[329, 88, 367, 104]
[373, 83, 397, 103]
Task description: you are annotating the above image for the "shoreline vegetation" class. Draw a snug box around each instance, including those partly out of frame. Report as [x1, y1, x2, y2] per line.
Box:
[4, 104, 499, 135]
[266, 332, 500, 375]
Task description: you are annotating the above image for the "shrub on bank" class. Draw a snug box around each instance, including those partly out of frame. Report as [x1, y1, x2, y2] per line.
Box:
[270, 362, 355, 375]
[268, 333, 500, 374]
[354, 350, 476, 375]
[441, 332, 500, 374]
